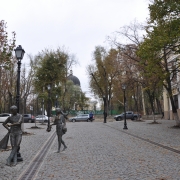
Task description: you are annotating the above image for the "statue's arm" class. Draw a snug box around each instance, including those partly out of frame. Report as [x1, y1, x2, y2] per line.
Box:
[62, 112, 69, 120]
[60, 115, 66, 125]
[18, 115, 23, 123]
[2, 117, 10, 131]
[51, 118, 57, 126]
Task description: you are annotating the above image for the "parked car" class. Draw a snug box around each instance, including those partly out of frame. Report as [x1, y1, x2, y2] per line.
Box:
[69, 114, 94, 122]
[0, 113, 11, 123]
[23, 114, 35, 123]
[35, 115, 48, 123]
[114, 111, 141, 121]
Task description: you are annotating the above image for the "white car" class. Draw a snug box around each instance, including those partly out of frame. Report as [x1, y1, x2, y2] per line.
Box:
[35, 115, 48, 123]
[0, 113, 11, 123]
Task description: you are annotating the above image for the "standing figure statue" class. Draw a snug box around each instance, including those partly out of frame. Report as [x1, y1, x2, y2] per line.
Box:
[48, 108, 67, 153]
[3, 105, 23, 166]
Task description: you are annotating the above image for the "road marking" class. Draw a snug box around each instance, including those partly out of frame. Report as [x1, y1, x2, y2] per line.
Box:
[18, 131, 56, 180]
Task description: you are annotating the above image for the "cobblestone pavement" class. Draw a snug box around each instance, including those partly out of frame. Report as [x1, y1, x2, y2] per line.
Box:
[0, 123, 55, 180]
[0, 119, 180, 180]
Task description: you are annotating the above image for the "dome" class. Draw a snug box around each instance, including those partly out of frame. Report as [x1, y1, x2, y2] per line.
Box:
[67, 71, 81, 86]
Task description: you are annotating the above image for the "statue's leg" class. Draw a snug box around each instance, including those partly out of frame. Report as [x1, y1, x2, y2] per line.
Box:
[17, 146, 23, 162]
[7, 134, 15, 166]
[61, 139, 67, 151]
[16, 134, 22, 147]
[57, 134, 62, 153]
[12, 151, 17, 166]
[12, 134, 22, 166]
[7, 146, 18, 166]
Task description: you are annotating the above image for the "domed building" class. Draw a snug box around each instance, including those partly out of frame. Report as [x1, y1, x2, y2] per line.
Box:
[67, 70, 82, 110]
[67, 70, 81, 86]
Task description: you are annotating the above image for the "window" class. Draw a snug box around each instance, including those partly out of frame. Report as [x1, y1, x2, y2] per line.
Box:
[82, 115, 88, 117]
[2, 114, 9, 117]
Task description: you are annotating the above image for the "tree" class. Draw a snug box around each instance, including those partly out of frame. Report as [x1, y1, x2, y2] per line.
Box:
[20, 55, 38, 114]
[0, 20, 16, 112]
[33, 47, 78, 112]
[0, 20, 16, 67]
[87, 46, 120, 122]
[138, 0, 180, 126]
[109, 21, 164, 118]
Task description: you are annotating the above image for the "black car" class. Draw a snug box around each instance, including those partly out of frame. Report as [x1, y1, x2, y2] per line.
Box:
[23, 114, 35, 123]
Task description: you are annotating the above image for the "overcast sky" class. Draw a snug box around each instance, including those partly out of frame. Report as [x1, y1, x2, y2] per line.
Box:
[1, 0, 149, 98]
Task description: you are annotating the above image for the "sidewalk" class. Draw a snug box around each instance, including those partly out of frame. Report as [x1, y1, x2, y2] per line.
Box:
[0, 119, 180, 180]
[0, 123, 55, 180]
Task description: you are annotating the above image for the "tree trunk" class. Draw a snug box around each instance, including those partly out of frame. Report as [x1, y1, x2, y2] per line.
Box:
[146, 90, 156, 122]
[103, 97, 108, 123]
[152, 111, 156, 122]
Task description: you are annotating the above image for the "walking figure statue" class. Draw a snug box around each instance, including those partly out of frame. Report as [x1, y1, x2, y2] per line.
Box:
[47, 108, 67, 153]
[3, 105, 23, 166]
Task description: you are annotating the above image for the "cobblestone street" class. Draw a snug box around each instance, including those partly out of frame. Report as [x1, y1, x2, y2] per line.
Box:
[0, 119, 180, 180]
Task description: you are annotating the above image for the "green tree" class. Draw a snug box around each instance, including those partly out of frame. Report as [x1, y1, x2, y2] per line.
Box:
[110, 21, 163, 118]
[0, 20, 16, 67]
[87, 46, 120, 122]
[0, 20, 16, 112]
[33, 47, 78, 112]
[138, 0, 180, 125]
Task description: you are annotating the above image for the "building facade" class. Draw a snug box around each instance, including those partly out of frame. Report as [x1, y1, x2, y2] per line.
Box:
[163, 54, 180, 120]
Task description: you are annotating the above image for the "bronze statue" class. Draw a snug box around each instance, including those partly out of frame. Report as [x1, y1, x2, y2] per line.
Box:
[3, 105, 23, 166]
[47, 108, 67, 153]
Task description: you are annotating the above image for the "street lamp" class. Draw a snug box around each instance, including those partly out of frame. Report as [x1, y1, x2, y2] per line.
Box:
[14, 45, 25, 113]
[122, 84, 128, 129]
[47, 84, 51, 131]
[14, 45, 25, 162]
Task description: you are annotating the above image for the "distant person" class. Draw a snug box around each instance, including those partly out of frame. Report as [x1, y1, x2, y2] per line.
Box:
[89, 111, 93, 122]
[161, 111, 164, 119]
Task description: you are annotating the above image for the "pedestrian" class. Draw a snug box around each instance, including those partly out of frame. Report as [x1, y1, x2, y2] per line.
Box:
[161, 111, 164, 119]
[50, 108, 67, 153]
[3, 105, 23, 166]
[89, 111, 93, 122]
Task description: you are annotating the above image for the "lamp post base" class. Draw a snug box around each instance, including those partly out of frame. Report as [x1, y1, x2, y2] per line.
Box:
[123, 125, 128, 130]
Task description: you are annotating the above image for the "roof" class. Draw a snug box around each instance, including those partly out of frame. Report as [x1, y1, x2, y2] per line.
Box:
[67, 74, 81, 86]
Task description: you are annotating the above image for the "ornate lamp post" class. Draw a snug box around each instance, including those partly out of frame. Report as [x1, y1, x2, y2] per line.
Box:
[14, 45, 25, 162]
[122, 84, 128, 129]
[14, 45, 25, 113]
[47, 84, 51, 130]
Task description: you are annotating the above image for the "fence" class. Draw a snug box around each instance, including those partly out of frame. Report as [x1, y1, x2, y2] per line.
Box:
[51, 110, 121, 116]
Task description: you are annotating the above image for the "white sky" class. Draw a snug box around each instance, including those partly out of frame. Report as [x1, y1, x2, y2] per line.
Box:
[1, 0, 149, 98]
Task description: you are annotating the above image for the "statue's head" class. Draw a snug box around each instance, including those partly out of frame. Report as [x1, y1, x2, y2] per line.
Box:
[10, 105, 18, 115]
[56, 108, 62, 115]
